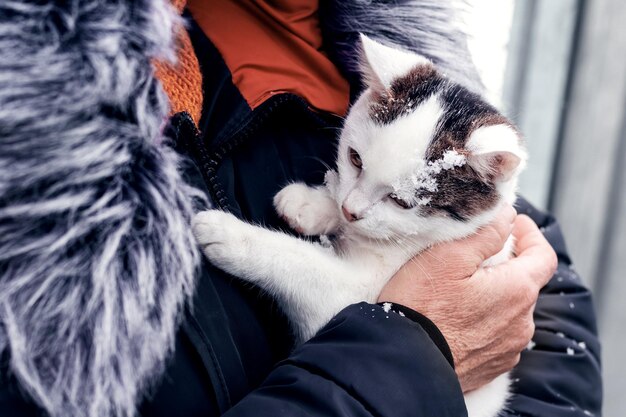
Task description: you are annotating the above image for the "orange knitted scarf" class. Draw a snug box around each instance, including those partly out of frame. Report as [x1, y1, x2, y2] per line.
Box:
[154, 0, 204, 125]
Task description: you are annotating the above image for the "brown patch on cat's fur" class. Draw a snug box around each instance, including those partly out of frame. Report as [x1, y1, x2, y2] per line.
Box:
[418, 131, 499, 221]
[420, 108, 515, 220]
[420, 162, 499, 221]
[474, 113, 511, 128]
[471, 114, 516, 140]
[369, 64, 443, 124]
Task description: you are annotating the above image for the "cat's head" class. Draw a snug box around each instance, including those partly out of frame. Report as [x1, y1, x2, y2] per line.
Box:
[332, 35, 526, 242]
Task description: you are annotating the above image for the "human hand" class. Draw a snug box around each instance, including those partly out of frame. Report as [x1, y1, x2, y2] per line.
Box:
[378, 206, 558, 392]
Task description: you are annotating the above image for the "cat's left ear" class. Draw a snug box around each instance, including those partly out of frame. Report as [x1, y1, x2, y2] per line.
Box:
[359, 34, 431, 91]
[466, 124, 527, 183]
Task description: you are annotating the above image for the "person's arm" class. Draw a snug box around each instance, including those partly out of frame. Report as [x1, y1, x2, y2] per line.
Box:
[0, 302, 467, 417]
[224, 303, 466, 417]
[504, 198, 602, 416]
[379, 200, 601, 416]
[380, 205, 553, 393]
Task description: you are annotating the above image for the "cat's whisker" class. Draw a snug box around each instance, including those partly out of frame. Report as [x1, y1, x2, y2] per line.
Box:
[402, 256, 437, 288]
[421, 249, 447, 266]
[304, 156, 334, 173]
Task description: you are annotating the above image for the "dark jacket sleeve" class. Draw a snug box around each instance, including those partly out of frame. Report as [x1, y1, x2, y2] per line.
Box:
[224, 302, 467, 417]
[505, 198, 602, 416]
[0, 304, 466, 417]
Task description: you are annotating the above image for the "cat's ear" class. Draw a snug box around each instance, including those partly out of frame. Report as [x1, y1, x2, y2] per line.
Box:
[359, 34, 431, 91]
[466, 124, 527, 183]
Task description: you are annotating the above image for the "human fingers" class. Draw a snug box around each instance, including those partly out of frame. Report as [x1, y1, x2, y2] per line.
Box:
[447, 204, 517, 271]
[408, 204, 515, 281]
[462, 204, 516, 266]
[510, 215, 558, 288]
[480, 215, 557, 291]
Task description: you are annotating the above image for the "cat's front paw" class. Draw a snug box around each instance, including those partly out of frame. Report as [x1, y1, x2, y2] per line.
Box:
[274, 183, 339, 236]
[192, 210, 251, 271]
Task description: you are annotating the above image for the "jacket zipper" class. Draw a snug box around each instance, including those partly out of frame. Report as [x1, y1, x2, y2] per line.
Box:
[192, 94, 337, 210]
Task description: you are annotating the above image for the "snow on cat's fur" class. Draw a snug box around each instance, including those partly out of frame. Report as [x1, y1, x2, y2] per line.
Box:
[193, 36, 527, 417]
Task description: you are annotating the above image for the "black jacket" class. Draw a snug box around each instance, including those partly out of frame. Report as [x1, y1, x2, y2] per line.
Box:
[0, 15, 602, 417]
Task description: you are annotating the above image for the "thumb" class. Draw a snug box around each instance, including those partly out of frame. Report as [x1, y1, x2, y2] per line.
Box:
[430, 205, 516, 278]
[475, 214, 558, 296]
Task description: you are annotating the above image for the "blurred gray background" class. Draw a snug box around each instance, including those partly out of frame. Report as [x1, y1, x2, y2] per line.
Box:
[466, 0, 625, 415]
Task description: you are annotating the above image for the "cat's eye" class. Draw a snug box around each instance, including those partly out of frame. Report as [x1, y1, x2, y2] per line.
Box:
[389, 194, 412, 209]
[348, 148, 362, 169]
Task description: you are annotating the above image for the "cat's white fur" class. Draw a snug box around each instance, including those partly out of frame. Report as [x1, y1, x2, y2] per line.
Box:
[193, 36, 527, 417]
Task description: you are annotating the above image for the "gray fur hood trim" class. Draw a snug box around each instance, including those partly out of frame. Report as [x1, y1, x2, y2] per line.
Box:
[0, 1, 205, 416]
[321, 0, 484, 95]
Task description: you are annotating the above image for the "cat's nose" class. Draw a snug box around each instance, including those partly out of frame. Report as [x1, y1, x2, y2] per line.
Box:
[342, 205, 361, 222]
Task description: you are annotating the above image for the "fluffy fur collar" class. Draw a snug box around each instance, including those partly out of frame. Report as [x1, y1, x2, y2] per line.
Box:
[0, 1, 204, 416]
[0, 1, 481, 416]
[321, 0, 484, 96]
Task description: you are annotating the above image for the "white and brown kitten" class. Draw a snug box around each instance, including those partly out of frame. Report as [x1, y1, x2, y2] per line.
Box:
[192, 35, 527, 417]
